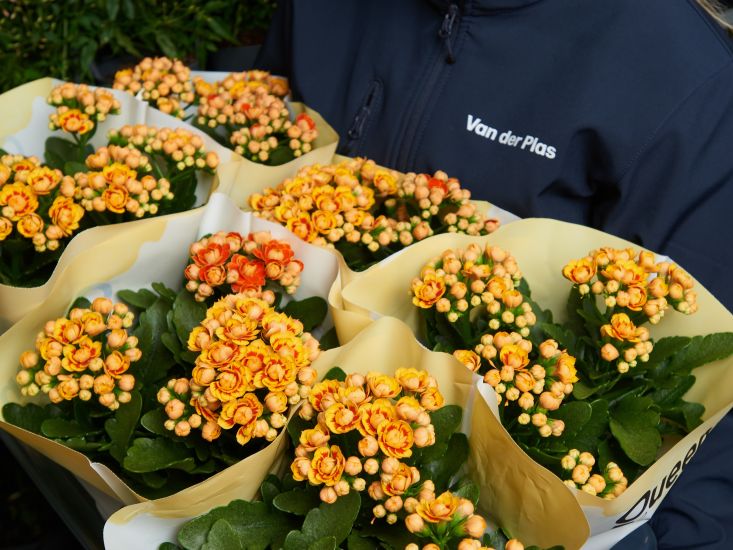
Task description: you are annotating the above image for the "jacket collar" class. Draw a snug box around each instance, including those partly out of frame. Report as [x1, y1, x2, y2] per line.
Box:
[428, 0, 545, 14]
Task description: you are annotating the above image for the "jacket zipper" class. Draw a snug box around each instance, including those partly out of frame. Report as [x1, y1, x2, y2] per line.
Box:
[344, 79, 383, 155]
[391, 3, 462, 170]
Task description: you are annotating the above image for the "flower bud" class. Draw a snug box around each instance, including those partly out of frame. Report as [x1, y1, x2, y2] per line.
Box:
[320, 486, 338, 504]
[463, 514, 487, 538]
[405, 513, 425, 534]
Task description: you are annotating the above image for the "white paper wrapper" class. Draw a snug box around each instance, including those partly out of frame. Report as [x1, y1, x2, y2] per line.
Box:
[334, 218, 733, 549]
[104, 315, 475, 550]
[0, 77, 237, 329]
[0, 193, 340, 525]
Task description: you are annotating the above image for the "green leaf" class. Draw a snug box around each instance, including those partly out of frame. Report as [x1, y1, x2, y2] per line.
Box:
[273, 488, 320, 516]
[564, 286, 588, 336]
[123, 437, 194, 473]
[318, 327, 340, 351]
[347, 533, 379, 550]
[650, 375, 696, 408]
[141, 409, 178, 438]
[201, 520, 242, 550]
[44, 136, 82, 169]
[106, 0, 120, 19]
[420, 432, 469, 490]
[644, 336, 691, 370]
[667, 333, 733, 375]
[2, 403, 48, 434]
[664, 401, 705, 432]
[550, 401, 592, 440]
[321, 366, 347, 382]
[205, 16, 236, 42]
[572, 380, 601, 400]
[306, 537, 336, 550]
[283, 297, 328, 332]
[118, 288, 158, 309]
[68, 296, 92, 312]
[63, 161, 88, 175]
[132, 298, 176, 384]
[159, 543, 181, 550]
[286, 412, 311, 448]
[172, 289, 207, 345]
[563, 399, 609, 453]
[105, 391, 143, 463]
[41, 418, 99, 439]
[178, 500, 296, 550]
[156, 34, 178, 59]
[283, 490, 360, 549]
[153, 282, 179, 303]
[609, 396, 661, 466]
[428, 404, 462, 445]
[260, 475, 281, 508]
[162, 332, 183, 357]
[452, 479, 480, 505]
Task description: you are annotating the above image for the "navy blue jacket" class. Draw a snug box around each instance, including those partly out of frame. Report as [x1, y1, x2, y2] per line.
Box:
[257, 1, 733, 548]
[257, 0, 733, 313]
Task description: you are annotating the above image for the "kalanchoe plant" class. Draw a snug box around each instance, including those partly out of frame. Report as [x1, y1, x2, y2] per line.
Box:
[193, 74, 316, 166]
[113, 57, 195, 119]
[3, 231, 332, 498]
[1, 118, 221, 287]
[0, 154, 85, 285]
[156, 366, 557, 550]
[249, 158, 502, 271]
[412, 243, 733, 499]
[45, 83, 121, 171]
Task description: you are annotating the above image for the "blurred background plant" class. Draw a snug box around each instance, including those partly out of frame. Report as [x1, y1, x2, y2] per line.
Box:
[0, 0, 276, 93]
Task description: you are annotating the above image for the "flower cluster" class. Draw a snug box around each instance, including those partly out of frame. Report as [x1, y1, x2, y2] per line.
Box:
[15, 298, 140, 410]
[250, 158, 501, 268]
[560, 449, 628, 499]
[290, 368, 445, 511]
[412, 244, 532, 331]
[113, 57, 194, 118]
[65, 147, 172, 218]
[195, 80, 317, 163]
[193, 69, 289, 99]
[47, 83, 121, 138]
[0, 154, 84, 251]
[462, 336, 577, 438]
[563, 247, 698, 318]
[184, 231, 303, 302]
[108, 124, 220, 175]
[563, 247, 697, 374]
[157, 294, 320, 444]
[403, 489, 489, 550]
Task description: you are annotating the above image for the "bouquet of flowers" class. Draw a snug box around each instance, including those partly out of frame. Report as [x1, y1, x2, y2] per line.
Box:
[331, 220, 733, 547]
[0, 194, 340, 509]
[4, 228, 329, 498]
[248, 157, 515, 271]
[0, 78, 233, 327]
[113, 57, 320, 167]
[105, 318, 553, 550]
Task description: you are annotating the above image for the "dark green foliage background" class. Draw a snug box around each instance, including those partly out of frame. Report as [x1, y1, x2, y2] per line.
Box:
[0, 0, 276, 93]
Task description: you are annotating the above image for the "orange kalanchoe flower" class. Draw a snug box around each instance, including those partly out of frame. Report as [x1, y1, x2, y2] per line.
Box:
[157, 293, 320, 443]
[288, 366, 445, 510]
[15, 298, 139, 410]
[184, 230, 303, 302]
[47, 83, 120, 138]
[0, 154, 84, 251]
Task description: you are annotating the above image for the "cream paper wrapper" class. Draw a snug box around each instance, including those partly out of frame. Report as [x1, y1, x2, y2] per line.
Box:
[103, 315, 475, 549]
[335, 218, 733, 549]
[0, 77, 236, 329]
[0, 193, 339, 519]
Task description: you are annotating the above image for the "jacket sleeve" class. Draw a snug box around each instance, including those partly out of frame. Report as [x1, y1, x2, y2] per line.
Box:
[253, 0, 293, 79]
[601, 61, 733, 311]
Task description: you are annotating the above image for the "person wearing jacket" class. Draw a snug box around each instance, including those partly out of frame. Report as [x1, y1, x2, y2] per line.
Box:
[255, 1, 733, 548]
